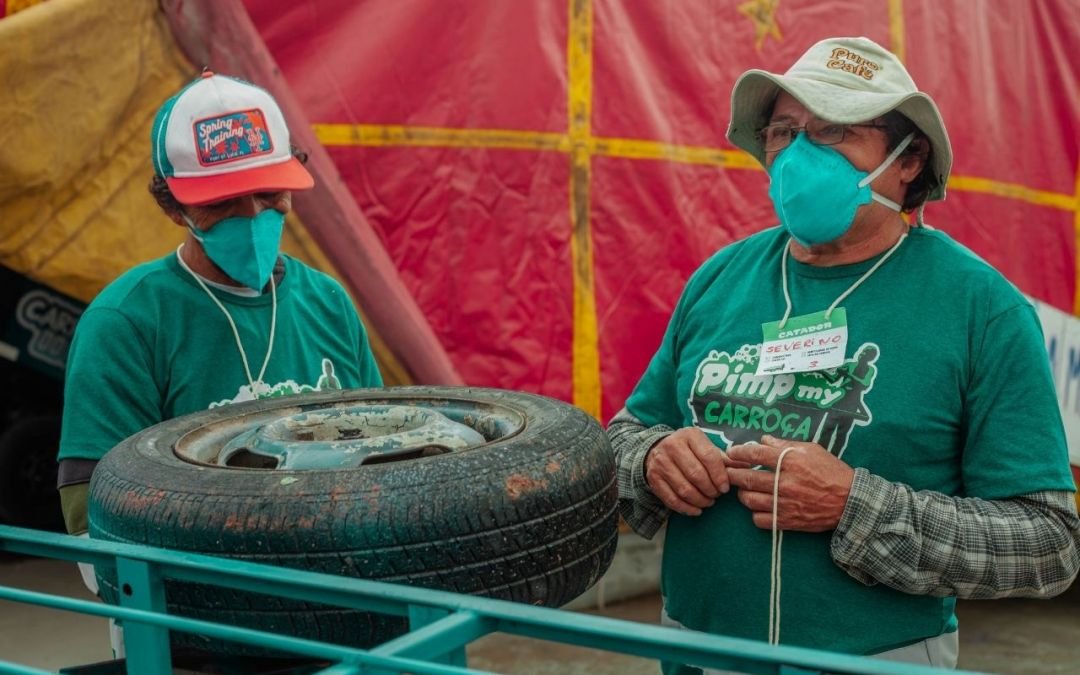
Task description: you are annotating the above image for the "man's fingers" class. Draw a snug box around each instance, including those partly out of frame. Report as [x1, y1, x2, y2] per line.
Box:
[650, 478, 706, 516]
[760, 434, 791, 449]
[669, 441, 722, 499]
[727, 442, 781, 468]
[751, 511, 776, 530]
[736, 487, 772, 512]
[727, 467, 776, 493]
[723, 456, 754, 469]
[685, 430, 730, 494]
[647, 446, 716, 507]
[668, 463, 719, 505]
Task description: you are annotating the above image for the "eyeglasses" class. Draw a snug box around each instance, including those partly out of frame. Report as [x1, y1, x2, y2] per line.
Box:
[758, 120, 887, 152]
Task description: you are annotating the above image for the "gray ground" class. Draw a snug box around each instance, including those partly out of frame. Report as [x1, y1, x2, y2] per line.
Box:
[1, 556, 1077, 673]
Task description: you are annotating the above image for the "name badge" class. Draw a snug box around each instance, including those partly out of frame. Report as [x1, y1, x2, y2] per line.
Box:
[756, 308, 848, 375]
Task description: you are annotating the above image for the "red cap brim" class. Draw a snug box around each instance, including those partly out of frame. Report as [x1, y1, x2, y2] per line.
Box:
[166, 158, 315, 206]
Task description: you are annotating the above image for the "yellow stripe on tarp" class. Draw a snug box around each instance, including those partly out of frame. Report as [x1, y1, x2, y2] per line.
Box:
[947, 176, 1076, 212]
[568, 0, 602, 419]
[592, 137, 759, 169]
[312, 126, 1080, 209]
[888, 0, 906, 64]
[1074, 161, 1080, 316]
[316, 123, 763, 172]
[313, 124, 570, 152]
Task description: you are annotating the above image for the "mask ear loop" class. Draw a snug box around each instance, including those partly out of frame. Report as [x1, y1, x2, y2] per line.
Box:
[860, 132, 915, 212]
[858, 132, 915, 189]
[183, 214, 200, 238]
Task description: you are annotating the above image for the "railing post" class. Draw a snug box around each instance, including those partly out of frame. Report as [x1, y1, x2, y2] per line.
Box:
[407, 605, 467, 667]
[114, 557, 172, 675]
[367, 605, 479, 674]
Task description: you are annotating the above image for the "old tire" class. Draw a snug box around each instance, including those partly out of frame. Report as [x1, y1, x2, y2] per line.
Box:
[88, 387, 617, 653]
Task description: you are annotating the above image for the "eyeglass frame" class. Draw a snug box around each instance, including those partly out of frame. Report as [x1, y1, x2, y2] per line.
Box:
[757, 120, 888, 153]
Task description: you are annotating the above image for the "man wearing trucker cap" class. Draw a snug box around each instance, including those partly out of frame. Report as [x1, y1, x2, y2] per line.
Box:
[610, 37, 1079, 668]
[57, 72, 383, 539]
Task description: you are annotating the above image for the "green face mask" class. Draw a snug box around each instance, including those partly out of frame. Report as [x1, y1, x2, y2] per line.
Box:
[185, 209, 285, 291]
[767, 131, 914, 246]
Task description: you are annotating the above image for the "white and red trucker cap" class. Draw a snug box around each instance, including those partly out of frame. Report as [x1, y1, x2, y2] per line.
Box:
[151, 71, 313, 205]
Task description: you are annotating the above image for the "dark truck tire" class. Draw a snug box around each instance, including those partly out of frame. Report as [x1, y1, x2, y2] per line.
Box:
[0, 414, 64, 531]
[87, 387, 617, 654]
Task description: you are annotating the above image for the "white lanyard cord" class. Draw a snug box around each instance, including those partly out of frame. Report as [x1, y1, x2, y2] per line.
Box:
[176, 244, 277, 391]
[779, 232, 908, 329]
[768, 446, 797, 645]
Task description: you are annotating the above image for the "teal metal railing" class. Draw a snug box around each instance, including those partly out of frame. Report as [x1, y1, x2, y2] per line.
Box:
[0, 525, 970, 675]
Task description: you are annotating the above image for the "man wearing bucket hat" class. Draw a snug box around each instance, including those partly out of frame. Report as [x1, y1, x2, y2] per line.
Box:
[56, 72, 383, 539]
[610, 37, 1078, 668]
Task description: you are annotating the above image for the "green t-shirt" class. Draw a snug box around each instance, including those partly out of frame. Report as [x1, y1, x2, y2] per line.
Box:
[59, 253, 383, 461]
[625, 226, 1073, 655]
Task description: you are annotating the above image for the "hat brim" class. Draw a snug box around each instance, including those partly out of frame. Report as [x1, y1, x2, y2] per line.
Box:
[726, 70, 953, 202]
[167, 157, 315, 206]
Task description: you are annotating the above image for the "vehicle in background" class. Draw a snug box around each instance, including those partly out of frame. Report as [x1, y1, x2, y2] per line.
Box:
[0, 265, 82, 531]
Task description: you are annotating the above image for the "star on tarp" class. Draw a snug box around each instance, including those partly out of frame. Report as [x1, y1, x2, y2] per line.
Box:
[738, 0, 783, 51]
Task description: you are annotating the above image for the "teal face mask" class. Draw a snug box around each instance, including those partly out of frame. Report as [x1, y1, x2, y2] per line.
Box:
[767, 131, 914, 246]
[185, 208, 285, 291]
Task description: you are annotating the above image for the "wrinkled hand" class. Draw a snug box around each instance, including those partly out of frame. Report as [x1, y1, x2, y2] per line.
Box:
[726, 435, 855, 532]
[645, 427, 748, 516]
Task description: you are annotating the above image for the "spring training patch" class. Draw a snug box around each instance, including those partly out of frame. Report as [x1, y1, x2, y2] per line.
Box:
[194, 109, 273, 166]
[688, 342, 880, 457]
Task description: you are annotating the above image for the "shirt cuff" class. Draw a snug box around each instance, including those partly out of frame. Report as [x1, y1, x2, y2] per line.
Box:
[632, 429, 672, 496]
[830, 468, 898, 580]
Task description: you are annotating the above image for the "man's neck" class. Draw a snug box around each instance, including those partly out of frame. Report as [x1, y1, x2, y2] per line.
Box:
[788, 213, 909, 266]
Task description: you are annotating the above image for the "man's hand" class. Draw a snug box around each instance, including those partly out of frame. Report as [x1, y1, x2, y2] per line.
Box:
[645, 427, 744, 516]
[726, 435, 855, 532]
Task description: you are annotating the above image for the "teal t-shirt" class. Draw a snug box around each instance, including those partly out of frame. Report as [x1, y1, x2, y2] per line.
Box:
[59, 253, 383, 461]
[625, 226, 1073, 655]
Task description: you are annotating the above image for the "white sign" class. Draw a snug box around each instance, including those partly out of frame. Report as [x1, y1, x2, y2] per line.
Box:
[1030, 298, 1080, 468]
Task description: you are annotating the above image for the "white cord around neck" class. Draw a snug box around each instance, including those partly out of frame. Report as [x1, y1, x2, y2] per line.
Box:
[176, 244, 277, 393]
[779, 232, 908, 329]
[768, 446, 797, 645]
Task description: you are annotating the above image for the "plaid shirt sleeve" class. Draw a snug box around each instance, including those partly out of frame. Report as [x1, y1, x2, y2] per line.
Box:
[832, 468, 1080, 599]
[607, 407, 675, 539]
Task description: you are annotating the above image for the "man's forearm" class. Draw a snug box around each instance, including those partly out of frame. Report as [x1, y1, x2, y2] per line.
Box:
[608, 407, 673, 539]
[832, 469, 1080, 599]
[57, 458, 98, 535]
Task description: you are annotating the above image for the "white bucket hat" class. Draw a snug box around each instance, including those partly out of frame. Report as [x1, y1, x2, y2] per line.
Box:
[727, 36, 952, 202]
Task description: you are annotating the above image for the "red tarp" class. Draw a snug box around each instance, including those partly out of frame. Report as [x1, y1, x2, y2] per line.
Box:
[244, 0, 1080, 420]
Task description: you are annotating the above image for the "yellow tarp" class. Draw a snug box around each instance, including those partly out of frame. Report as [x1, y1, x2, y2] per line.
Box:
[0, 0, 408, 383]
[0, 0, 191, 299]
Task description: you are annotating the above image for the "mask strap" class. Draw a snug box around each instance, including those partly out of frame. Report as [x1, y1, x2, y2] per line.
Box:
[858, 132, 915, 188]
[779, 233, 908, 329]
[858, 132, 915, 213]
[869, 192, 903, 212]
[182, 214, 206, 242]
[175, 244, 278, 393]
